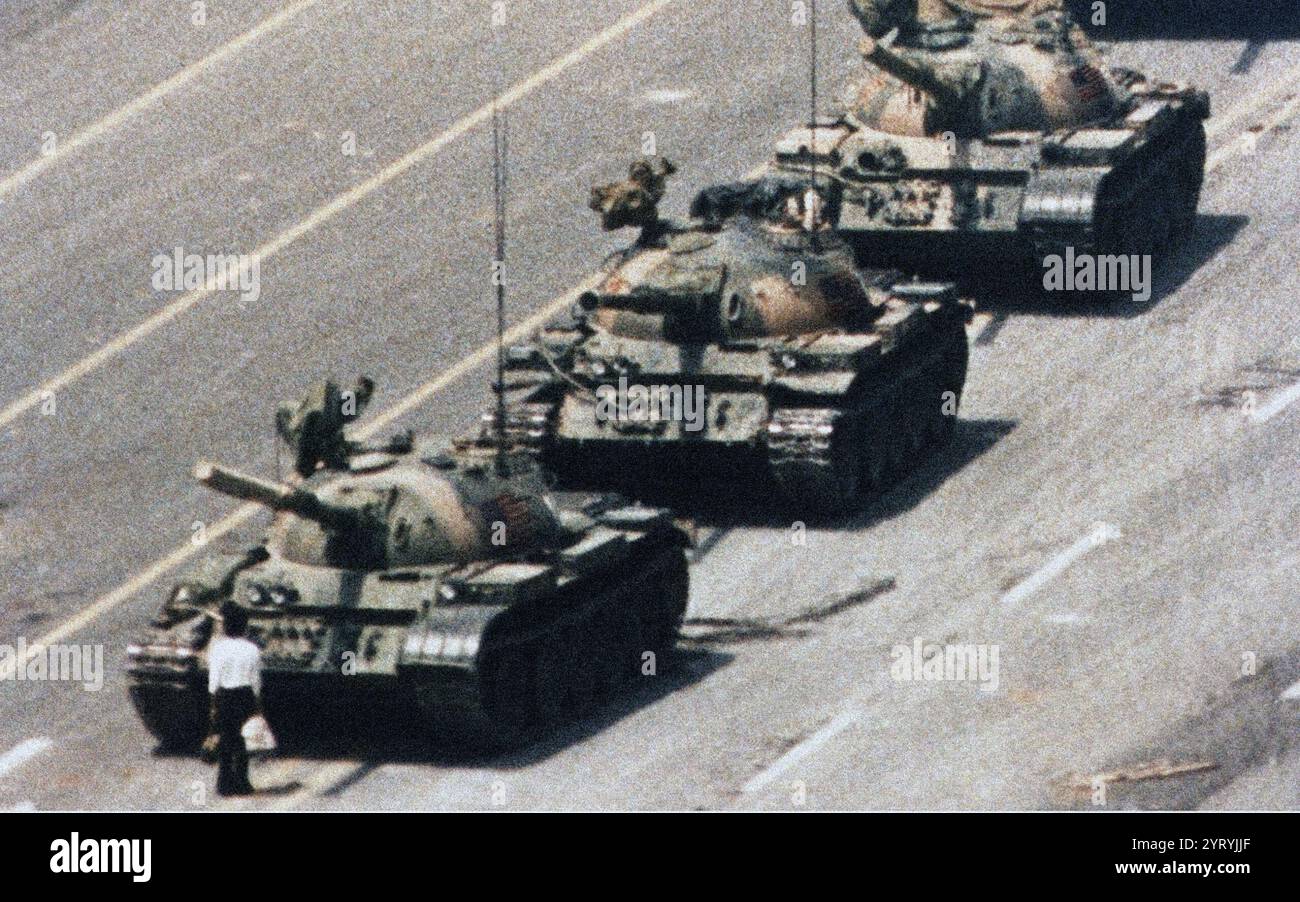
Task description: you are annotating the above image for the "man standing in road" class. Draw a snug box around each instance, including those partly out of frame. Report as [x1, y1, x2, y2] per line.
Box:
[206, 601, 263, 797]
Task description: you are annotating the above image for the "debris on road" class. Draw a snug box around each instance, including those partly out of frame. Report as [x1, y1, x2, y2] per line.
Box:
[1062, 758, 1220, 795]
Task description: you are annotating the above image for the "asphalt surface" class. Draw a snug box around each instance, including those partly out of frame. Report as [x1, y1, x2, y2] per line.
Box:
[0, 0, 1297, 811]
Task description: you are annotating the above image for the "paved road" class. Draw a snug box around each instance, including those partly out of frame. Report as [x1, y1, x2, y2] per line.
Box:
[0, 0, 1296, 811]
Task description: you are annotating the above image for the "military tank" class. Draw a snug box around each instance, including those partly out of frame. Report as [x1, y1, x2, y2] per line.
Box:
[126, 379, 690, 751]
[475, 159, 972, 516]
[764, 4, 1209, 293]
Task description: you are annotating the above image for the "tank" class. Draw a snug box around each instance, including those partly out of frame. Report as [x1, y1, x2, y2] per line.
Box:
[126, 379, 691, 751]
[764, 6, 1209, 293]
[474, 160, 972, 516]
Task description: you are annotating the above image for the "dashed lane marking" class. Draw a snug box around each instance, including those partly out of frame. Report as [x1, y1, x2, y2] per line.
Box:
[1000, 522, 1122, 609]
[741, 710, 857, 796]
[1247, 379, 1300, 424]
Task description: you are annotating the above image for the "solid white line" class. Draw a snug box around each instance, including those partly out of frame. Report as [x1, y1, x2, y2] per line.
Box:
[1204, 60, 1300, 143]
[1207, 88, 1300, 173]
[1000, 523, 1121, 608]
[0, 737, 53, 779]
[742, 710, 857, 795]
[1280, 679, 1300, 701]
[1248, 379, 1300, 424]
[0, 0, 324, 201]
[0, 0, 679, 435]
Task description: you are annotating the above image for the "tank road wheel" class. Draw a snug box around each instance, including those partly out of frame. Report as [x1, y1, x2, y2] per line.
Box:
[766, 408, 865, 517]
[641, 552, 689, 664]
[533, 633, 568, 726]
[559, 619, 600, 715]
[591, 603, 640, 695]
[861, 441, 890, 493]
[930, 329, 969, 447]
[1093, 181, 1160, 303]
[904, 384, 931, 456]
[1169, 123, 1207, 244]
[481, 643, 536, 738]
[128, 684, 209, 751]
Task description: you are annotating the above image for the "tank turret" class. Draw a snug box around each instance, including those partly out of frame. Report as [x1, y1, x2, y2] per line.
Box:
[578, 171, 887, 344]
[195, 452, 568, 571]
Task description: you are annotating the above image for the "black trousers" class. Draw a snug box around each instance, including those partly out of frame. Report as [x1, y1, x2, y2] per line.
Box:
[213, 687, 257, 796]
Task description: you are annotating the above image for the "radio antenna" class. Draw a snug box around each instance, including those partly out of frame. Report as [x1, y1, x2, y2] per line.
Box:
[491, 26, 510, 476]
[808, 0, 822, 252]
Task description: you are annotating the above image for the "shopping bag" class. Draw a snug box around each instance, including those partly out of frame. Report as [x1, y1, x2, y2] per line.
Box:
[241, 715, 278, 754]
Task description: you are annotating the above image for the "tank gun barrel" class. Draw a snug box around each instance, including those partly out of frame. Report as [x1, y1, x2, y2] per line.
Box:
[858, 35, 963, 110]
[579, 287, 706, 318]
[193, 461, 359, 530]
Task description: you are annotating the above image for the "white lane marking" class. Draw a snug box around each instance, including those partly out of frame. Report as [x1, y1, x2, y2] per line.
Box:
[1044, 611, 1083, 624]
[1280, 679, 1300, 702]
[643, 87, 696, 104]
[0, 0, 680, 434]
[1247, 379, 1300, 424]
[1207, 88, 1300, 173]
[1000, 522, 1122, 609]
[5, 801, 37, 812]
[1204, 60, 1300, 143]
[742, 710, 857, 795]
[0, 0, 324, 201]
[0, 737, 52, 779]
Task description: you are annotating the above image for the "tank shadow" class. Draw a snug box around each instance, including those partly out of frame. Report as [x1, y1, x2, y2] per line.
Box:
[964, 213, 1248, 320]
[248, 780, 304, 797]
[1071, 0, 1300, 41]
[1052, 643, 1300, 810]
[843, 417, 1017, 531]
[253, 646, 732, 769]
[614, 417, 1016, 531]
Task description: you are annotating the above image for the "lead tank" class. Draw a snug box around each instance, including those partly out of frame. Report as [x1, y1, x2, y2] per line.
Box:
[765, 6, 1209, 292]
[126, 379, 690, 750]
[476, 159, 972, 516]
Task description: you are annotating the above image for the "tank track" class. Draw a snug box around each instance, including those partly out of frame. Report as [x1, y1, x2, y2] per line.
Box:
[766, 324, 969, 516]
[413, 543, 689, 750]
[127, 539, 688, 753]
[128, 678, 208, 750]
[1025, 116, 1207, 294]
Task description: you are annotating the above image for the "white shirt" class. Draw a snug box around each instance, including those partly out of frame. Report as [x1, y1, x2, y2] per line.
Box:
[207, 636, 263, 694]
